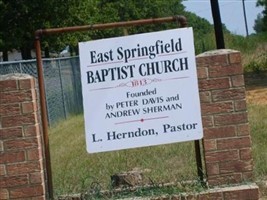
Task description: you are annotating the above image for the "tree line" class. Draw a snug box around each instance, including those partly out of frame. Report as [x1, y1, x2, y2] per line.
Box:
[0, 0, 266, 61]
[254, 0, 267, 33]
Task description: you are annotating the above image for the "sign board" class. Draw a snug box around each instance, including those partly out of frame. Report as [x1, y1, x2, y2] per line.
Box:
[79, 27, 203, 153]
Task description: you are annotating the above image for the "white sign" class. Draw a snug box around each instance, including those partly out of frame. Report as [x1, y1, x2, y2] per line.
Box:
[79, 28, 203, 153]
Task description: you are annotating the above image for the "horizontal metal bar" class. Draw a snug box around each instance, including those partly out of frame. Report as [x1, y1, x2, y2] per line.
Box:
[35, 15, 187, 38]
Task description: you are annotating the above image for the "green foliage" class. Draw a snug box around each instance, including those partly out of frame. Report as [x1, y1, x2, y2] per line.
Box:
[90, 0, 186, 39]
[184, 12, 213, 36]
[183, 12, 216, 54]
[244, 54, 267, 73]
[0, 0, 96, 58]
[256, 0, 267, 33]
[248, 104, 267, 179]
[254, 14, 265, 33]
[0, 0, 216, 60]
[223, 32, 267, 73]
[245, 60, 265, 73]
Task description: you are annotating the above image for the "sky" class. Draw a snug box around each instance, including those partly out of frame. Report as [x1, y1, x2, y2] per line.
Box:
[182, 0, 264, 36]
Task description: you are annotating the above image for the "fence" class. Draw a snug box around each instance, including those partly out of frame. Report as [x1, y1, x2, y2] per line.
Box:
[0, 56, 83, 125]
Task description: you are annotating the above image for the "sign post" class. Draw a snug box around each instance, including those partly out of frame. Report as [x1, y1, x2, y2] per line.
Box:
[79, 27, 203, 153]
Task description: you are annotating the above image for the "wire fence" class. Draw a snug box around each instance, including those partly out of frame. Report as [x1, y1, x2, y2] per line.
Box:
[0, 56, 83, 126]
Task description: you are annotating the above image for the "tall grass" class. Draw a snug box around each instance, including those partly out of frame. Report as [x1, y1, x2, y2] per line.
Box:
[225, 33, 267, 73]
[248, 104, 267, 180]
[194, 31, 267, 73]
[49, 115, 199, 196]
[49, 103, 267, 197]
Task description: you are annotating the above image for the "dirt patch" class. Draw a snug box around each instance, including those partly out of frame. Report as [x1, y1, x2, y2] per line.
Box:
[246, 86, 267, 105]
[245, 72, 267, 105]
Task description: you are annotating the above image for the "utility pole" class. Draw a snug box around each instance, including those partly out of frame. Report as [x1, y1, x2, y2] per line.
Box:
[242, 0, 249, 36]
[210, 0, 225, 49]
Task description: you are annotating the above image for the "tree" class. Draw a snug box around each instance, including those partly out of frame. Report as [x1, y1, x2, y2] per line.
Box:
[0, 0, 216, 61]
[73, 0, 213, 54]
[0, 0, 96, 60]
[93, 0, 186, 38]
[255, 0, 267, 32]
[254, 14, 265, 33]
[0, 1, 46, 60]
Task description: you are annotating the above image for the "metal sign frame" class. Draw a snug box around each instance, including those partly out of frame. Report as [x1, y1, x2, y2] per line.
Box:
[34, 15, 203, 199]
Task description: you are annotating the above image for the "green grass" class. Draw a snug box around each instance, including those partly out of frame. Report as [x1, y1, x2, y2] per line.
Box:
[49, 115, 200, 197]
[49, 102, 267, 199]
[248, 104, 267, 180]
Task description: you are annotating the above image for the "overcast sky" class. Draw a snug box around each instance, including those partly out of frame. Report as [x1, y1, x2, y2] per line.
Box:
[182, 0, 264, 36]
